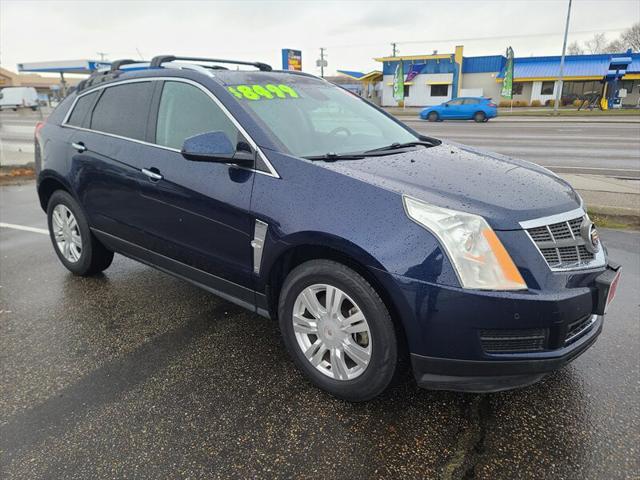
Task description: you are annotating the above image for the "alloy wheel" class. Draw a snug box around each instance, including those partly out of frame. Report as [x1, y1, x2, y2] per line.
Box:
[292, 284, 372, 381]
[52, 204, 83, 263]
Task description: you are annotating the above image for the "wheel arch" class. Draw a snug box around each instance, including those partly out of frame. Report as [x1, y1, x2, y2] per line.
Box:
[37, 172, 73, 212]
[263, 238, 410, 357]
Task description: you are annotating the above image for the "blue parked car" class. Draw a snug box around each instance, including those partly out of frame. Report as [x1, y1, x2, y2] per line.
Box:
[35, 56, 620, 401]
[420, 97, 498, 122]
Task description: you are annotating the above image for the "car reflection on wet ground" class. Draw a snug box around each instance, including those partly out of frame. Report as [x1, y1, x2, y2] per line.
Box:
[1, 183, 638, 479]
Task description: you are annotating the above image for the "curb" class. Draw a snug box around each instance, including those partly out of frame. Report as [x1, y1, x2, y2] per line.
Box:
[588, 204, 640, 219]
[587, 205, 640, 230]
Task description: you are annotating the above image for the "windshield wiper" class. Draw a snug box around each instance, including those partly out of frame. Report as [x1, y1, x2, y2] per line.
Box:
[364, 140, 435, 153]
[304, 152, 366, 161]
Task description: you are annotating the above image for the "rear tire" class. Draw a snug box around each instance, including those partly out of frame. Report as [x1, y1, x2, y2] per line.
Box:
[47, 190, 114, 276]
[427, 111, 439, 122]
[278, 260, 398, 402]
[474, 111, 486, 123]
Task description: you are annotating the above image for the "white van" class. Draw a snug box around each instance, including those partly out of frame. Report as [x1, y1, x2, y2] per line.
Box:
[0, 87, 39, 111]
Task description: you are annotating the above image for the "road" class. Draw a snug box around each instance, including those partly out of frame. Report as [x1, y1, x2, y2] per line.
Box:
[404, 119, 640, 178]
[2, 109, 640, 178]
[0, 109, 46, 167]
[1, 182, 639, 479]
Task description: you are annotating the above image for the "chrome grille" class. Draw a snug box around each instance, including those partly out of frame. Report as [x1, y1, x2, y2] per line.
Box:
[524, 213, 599, 271]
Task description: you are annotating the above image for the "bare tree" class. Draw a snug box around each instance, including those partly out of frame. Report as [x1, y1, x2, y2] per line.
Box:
[604, 39, 625, 53]
[620, 22, 640, 52]
[567, 41, 584, 55]
[585, 33, 609, 53]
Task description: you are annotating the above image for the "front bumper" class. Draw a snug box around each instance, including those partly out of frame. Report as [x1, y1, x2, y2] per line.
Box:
[374, 261, 620, 393]
[411, 314, 602, 392]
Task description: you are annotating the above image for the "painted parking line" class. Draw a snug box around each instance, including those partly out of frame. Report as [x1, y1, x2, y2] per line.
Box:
[0, 222, 48, 235]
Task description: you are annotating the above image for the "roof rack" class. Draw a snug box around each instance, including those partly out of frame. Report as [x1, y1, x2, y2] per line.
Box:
[75, 58, 139, 92]
[110, 59, 138, 71]
[150, 55, 272, 71]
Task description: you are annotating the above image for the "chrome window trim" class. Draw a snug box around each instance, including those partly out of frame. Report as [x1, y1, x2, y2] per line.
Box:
[61, 76, 280, 178]
[520, 208, 606, 272]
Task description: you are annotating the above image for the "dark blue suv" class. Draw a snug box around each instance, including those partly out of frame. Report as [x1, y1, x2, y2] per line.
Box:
[35, 56, 621, 401]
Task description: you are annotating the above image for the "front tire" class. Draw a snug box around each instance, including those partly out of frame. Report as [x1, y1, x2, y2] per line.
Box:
[47, 190, 114, 276]
[427, 111, 439, 122]
[278, 260, 398, 402]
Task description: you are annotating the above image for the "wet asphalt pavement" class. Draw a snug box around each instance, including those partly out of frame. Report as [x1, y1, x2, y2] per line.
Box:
[1, 182, 639, 479]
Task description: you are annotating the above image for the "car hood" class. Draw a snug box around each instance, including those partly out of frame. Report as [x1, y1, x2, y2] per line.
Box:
[316, 142, 581, 230]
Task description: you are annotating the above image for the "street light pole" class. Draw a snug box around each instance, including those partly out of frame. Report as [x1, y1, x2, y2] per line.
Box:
[554, 0, 572, 114]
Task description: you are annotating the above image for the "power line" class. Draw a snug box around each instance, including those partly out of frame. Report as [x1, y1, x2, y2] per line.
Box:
[322, 27, 629, 50]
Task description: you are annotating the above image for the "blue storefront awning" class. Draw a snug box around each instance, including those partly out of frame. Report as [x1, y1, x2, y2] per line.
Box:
[497, 53, 640, 80]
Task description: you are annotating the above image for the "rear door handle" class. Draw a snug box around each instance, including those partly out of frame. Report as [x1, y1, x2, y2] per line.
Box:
[71, 142, 86, 153]
[141, 168, 163, 181]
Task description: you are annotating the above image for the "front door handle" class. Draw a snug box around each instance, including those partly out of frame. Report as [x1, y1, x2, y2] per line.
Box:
[141, 168, 163, 181]
[71, 142, 87, 153]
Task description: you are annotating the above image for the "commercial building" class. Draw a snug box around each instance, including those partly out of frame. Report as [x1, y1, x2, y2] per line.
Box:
[375, 46, 464, 107]
[365, 46, 640, 107]
[0, 67, 80, 95]
[1, 60, 109, 102]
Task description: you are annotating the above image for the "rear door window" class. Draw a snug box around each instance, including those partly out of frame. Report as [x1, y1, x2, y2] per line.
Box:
[66, 91, 98, 127]
[463, 98, 480, 105]
[155, 81, 239, 150]
[90, 82, 154, 141]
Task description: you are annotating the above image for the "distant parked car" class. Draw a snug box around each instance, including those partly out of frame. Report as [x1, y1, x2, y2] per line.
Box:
[0, 86, 39, 111]
[420, 97, 497, 122]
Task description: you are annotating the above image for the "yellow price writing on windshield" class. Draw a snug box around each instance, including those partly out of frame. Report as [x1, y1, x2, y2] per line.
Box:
[228, 84, 299, 100]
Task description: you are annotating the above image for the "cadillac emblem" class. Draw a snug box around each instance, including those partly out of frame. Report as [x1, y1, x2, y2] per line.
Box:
[581, 218, 600, 254]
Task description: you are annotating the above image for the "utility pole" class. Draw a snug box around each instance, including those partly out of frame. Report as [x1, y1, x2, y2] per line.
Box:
[319, 48, 326, 78]
[96, 52, 108, 62]
[553, 0, 572, 114]
[391, 42, 398, 57]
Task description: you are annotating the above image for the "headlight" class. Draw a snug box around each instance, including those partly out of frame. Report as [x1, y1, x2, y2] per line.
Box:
[403, 196, 527, 291]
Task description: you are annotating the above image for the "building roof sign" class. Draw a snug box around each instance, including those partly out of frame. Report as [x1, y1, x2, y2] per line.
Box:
[17, 60, 111, 75]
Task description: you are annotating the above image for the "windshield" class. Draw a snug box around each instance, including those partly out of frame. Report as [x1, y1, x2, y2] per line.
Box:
[227, 77, 420, 157]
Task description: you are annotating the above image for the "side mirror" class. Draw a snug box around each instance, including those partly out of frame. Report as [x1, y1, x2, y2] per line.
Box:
[181, 131, 254, 166]
[444, 104, 449, 107]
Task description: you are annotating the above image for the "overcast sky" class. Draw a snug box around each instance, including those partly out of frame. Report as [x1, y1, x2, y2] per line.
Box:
[1, 0, 638, 76]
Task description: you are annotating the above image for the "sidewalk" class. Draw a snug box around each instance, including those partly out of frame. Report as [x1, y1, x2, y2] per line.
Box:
[560, 173, 639, 218]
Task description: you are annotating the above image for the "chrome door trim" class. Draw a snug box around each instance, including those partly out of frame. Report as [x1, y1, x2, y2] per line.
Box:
[61, 76, 280, 178]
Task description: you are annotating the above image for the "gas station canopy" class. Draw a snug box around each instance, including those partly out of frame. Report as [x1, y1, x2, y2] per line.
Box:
[17, 59, 111, 75]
